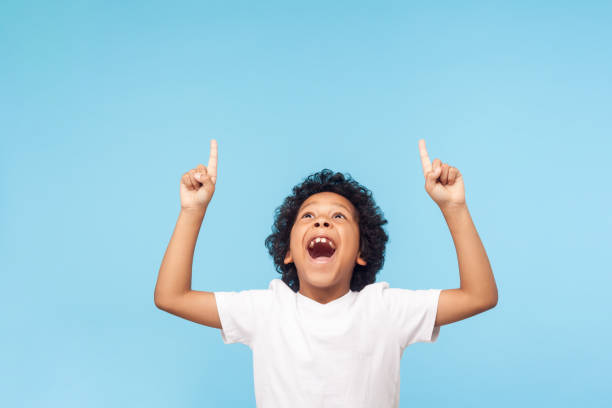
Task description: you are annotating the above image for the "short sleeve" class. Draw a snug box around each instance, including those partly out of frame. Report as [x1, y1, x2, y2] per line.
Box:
[213, 288, 272, 347]
[382, 287, 442, 349]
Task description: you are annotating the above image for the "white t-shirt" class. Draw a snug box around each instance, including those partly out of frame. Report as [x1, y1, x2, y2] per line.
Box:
[214, 278, 441, 408]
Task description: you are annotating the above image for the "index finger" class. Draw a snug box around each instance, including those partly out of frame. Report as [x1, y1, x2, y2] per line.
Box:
[207, 139, 218, 183]
[418, 139, 432, 176]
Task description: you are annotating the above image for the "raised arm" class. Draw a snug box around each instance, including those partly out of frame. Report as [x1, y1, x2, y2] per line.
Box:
[154, 140, 222, 329]
[418, 139, 498, 327]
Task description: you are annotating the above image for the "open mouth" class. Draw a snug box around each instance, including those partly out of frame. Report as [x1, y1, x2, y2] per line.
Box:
[307, 236, 336, 262]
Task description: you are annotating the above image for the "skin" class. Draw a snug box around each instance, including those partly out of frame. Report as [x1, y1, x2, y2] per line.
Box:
[155, 138, 497, 331]
[282, 139, 498, 326]
[283, 191, 367, 305]
[418, 139, 498, 326]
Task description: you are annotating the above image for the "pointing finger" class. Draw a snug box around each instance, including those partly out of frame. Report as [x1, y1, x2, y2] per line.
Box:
[207, 139, 218, 184]
[418, 139, 432, 177]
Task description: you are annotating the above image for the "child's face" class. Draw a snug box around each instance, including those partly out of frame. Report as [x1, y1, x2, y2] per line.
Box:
[283, 191, 366, 292]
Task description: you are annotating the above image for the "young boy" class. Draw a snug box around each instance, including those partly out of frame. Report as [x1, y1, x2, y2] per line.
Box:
[154, 139, 498, 408]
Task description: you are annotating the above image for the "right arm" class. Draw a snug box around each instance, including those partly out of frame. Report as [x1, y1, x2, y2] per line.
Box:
[153, 139, 221, 329]
[154, 208, 222, 329]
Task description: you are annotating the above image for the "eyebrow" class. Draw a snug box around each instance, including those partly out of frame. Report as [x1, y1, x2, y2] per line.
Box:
[300, 201, 353, 215]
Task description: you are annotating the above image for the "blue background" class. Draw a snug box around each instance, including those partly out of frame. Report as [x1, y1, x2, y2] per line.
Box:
[2, 1, 611, 406]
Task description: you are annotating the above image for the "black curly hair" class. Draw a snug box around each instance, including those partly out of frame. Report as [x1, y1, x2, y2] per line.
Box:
[264, 169, 389, 292]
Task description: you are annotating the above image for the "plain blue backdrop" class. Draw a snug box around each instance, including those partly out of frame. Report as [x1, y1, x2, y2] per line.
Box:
[1, 1, 610, 407]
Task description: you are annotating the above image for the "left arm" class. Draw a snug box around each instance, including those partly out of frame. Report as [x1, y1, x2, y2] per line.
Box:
[436, 203, 498, 327]
[417, 139, 498, 328]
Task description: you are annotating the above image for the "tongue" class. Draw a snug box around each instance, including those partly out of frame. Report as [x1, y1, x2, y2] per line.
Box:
[308, 245, 334, 259]
[310, 251, 332, 259]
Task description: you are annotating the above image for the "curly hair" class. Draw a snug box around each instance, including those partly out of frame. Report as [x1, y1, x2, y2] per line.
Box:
[264, 169, 389, 292]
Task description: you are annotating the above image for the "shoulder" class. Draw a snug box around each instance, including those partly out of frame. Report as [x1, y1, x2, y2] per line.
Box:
[352, 281, 389, 304]
[214, 280, 278, 308]
[268, 278, 292, 291]
[359, 281, 440, 308]
[221, 278, 295, 305]
[268, 278, 299, 304]
[357, 280, 390, 296]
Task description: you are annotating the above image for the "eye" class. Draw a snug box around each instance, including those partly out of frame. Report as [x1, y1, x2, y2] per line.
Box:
[334, 213, 346, 219]
[302, 212, 313, 218]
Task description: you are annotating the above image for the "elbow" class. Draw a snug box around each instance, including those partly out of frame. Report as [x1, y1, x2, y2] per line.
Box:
[154, 292, 168, 310]
[471, 292, 497, 311]
[154, 298, 163, 310]
[465, 288, 498, 311]
[483, 293, 498, 310]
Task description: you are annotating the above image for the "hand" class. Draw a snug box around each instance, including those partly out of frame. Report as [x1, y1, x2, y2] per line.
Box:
[418, 139, 466, 210]
[180, 139, 218, 212]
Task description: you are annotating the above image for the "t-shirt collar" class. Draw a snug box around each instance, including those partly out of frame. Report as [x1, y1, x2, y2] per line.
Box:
[296, 288, 354, 309]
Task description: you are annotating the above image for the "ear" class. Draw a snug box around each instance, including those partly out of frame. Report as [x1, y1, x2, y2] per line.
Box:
[356, 251, 367, 266]
[284, 250, 293, 264]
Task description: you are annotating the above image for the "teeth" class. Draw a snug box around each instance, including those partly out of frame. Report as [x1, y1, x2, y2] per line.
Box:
[308, 237, 336, 249]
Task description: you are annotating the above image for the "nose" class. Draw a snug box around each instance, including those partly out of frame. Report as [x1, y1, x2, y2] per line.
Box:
[314, 219, 330, 228]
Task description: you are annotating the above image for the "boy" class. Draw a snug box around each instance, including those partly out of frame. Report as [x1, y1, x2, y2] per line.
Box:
[154, 139, 498, 407]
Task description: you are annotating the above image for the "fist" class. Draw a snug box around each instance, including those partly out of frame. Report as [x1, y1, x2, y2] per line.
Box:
[180, 139, 218, 212]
